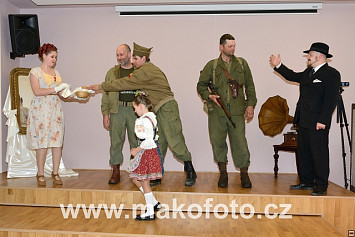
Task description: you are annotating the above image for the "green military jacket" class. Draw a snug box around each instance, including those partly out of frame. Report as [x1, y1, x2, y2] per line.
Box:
[197, 55, 257, 116]
[101, 65, 134, 115]
[100, 62, 174, 112]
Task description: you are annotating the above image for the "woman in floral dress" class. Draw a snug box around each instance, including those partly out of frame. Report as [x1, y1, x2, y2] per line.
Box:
[128, 92, 163, 221]
[27, 43, 70, 186]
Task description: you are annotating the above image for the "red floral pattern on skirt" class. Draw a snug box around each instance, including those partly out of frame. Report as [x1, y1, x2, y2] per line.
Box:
[129, 148, 162, 181]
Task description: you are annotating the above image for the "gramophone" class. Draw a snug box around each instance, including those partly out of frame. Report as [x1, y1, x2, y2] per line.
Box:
[258, 95, 297, 145]
[258, 95, 298, 177]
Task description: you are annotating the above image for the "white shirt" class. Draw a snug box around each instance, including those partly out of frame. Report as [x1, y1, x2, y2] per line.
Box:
[135, 112, 158, 149]
[313, 62, 326, 73]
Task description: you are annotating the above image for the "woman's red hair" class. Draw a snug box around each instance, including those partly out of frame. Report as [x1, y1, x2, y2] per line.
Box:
[37, 43, 57, 61]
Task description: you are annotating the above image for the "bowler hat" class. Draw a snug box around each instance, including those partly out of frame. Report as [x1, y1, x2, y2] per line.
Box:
[303, 42, 333, 58]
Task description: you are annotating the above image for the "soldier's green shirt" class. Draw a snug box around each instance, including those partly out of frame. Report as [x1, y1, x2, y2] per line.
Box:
[100, 62, 174, 112]
[197, 55, 257, 116]
[101, 65, 134, 115]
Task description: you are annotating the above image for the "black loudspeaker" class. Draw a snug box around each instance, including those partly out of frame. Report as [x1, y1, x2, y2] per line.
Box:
[8, 14, 40, 59]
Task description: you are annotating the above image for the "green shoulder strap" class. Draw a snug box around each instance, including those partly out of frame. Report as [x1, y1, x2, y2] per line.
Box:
[236, 57, 244, 72]
[212, 59, 218, 85]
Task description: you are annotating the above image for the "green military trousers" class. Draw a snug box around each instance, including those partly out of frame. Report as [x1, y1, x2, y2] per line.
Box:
[109, 106, 138, 165]
[156, 100, 192, 162]
[208, 110, 250, 168]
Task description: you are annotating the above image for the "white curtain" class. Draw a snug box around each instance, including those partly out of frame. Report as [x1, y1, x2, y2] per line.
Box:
[3, 88, 78, 178]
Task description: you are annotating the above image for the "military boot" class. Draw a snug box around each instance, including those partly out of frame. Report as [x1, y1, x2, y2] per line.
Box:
[108, 164, 120, 184]
[184, 161, 197, 186]
[217, 162, 228, 188]
[240, 167, 252, 188]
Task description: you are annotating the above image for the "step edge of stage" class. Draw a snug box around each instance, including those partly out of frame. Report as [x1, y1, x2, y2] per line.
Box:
[0, 227, 190, 237]
[1, 185, 354, 199]
[0, 204, 326, 217]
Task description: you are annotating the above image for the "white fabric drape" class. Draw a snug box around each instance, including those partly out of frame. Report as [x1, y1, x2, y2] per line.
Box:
[3, 88, 78, 178]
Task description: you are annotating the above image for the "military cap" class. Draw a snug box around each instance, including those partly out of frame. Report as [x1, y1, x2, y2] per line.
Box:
[133, 42, 152, 59]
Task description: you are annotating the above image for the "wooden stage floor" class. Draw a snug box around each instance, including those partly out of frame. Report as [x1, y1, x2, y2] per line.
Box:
[1, 170, 353, 196]
[0, 170, 354, 237]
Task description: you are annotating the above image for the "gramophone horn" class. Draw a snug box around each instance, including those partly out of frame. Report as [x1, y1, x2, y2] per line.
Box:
[258, 95, 293, 137]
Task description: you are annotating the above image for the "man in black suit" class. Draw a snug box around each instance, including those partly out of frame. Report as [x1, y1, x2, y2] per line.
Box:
[269, 42, 341, 196]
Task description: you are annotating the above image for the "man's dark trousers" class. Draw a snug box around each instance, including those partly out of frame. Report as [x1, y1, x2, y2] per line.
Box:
[297, 126, 330, 189]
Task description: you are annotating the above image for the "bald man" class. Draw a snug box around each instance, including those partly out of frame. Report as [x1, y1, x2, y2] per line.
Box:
[102, 44, 138, 184]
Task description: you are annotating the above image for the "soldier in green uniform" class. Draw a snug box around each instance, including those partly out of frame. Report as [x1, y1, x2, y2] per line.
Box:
[90, 42, 197, 187]
[197, 34, 257, 188]
[102, 44, 138, 184]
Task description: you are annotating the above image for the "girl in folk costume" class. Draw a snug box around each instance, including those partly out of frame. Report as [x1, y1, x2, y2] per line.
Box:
[128, 92, 163, 221]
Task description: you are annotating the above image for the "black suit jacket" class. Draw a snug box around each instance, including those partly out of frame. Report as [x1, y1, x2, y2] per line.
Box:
[275, 63, 340, 129]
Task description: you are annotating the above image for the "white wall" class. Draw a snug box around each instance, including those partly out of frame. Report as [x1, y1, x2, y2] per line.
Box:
[1, 2, 354, 187]
[0, 0, 21, 172]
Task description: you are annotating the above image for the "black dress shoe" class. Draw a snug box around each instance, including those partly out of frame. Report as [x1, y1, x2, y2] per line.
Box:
[311, 188, 327, 196]
[289, 183, 313, 190]
[135, 214, 156, 221]
[154, 202, 162, 211]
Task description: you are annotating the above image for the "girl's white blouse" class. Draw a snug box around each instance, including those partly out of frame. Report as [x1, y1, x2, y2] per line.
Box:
[135, 112, 158, 149]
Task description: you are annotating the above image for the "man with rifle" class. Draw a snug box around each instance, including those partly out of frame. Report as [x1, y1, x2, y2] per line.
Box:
[197, 34, 257, 188]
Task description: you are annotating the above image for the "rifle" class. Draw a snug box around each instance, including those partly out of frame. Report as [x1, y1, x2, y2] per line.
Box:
[208, 82, 236, 128]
